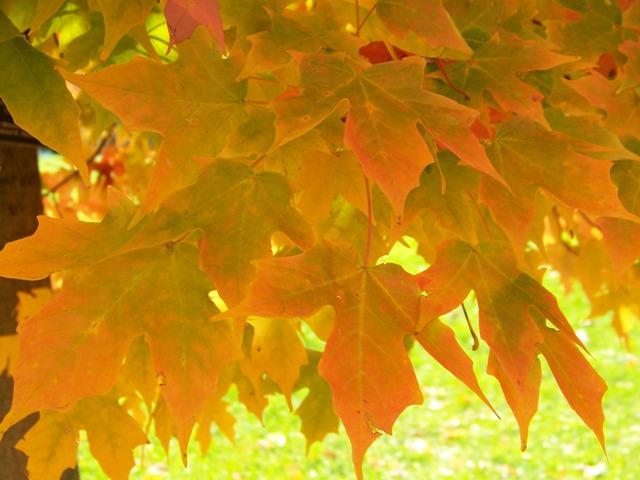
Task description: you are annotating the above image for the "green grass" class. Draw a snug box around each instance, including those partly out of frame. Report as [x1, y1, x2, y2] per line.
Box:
[77, 247, 640, 479]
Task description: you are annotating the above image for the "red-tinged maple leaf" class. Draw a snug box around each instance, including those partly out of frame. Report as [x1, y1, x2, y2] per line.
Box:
[165, 0, 226, 55]
[220, 240, 423, 479]
[415, 309, 495, 415]
[375, 0, 472, 57]
[537, 321, 608, 452]
[479, 176, 540, 266]
[437, 33, 576, 126]
[270, 53, 504, 215]
[122, 158, 314, 306]
[486, 116, 636, 220]
[358, 41, 413, 64]
[565, 72, 640, 138]
[61, 28, 254, 217]
[0, 34, 88, 181]
[487, 350, 541, 451]
[0, 192, 243, 459]
[417, 239, 605, 448]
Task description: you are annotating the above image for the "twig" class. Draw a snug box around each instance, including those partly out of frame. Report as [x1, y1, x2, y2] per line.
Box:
[44, 126, 115, 195]
[436, 58, 470, 101]
[461, 302, 479, 351]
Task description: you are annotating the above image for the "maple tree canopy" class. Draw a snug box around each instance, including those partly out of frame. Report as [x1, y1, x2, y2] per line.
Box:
[0, 0, 639, 478]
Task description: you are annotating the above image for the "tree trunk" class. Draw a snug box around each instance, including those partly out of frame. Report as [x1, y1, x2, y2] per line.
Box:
[0, 144, 79, 480]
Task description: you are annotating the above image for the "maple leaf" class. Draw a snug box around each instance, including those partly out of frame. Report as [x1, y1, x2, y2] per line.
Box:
[123, 158, 314, 306]
[375, 0, 472, 56]
[244, 317, 308, 409]
[537, 319, 607, 451]
[546, 0, 623, 63]
[438, 33, 575, 125]
[164, 0, 226, 55]
[415, 311, 494, 414]
[1, 0, 635, 476]
[195, 394, 237, 454]
[271, 53, 503, 214]
[298, 149, 369, 220]
[418, 239, 606, 449]
[0, 24, 88, 181]
[75, 394, 149, 480]
[119, 335, 158, 410]
[29, 0, 66, 33]
[0, 190, 140, 280]
[565, 71, 640, 138]
[61, 27, 252, 216]
[618, 39, 640, 92]
[544, 107, 640, 162]
[0, 191, 243, 458]
[398, 152, 484, 246]
[221, 240, 423, 479]
[16, 410, 80, 480]
[600, 161, 640, 276]
[294, 350, 340, 452]
[95, 0, 157, 60]
[486, 116, 635, 220]
[238, 5, 364, 79]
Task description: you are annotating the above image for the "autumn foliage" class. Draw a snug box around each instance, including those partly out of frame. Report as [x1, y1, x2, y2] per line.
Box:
[0, 0, 639, 478]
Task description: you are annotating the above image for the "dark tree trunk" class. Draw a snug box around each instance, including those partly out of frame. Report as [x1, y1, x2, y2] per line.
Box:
[0, 144, 79, 480]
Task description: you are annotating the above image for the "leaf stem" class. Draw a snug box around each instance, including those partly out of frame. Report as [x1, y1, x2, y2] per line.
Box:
[250, 155, 265, 169]
[436, 59, 470, 101]
[461, 302, 479, 351]
[355, 3, 376, 37]
[364, 175, 373, 267]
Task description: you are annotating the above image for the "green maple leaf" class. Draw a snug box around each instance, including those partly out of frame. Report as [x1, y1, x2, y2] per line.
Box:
[124, 158, 314, 306]
[0, 15, 87, 180]
[440, 33, 575, 125]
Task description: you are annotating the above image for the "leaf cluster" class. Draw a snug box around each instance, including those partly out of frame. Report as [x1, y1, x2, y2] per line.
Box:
[1, 0, 640, 478]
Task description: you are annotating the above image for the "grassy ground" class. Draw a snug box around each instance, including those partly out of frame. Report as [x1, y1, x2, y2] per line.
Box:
[77, 260, 640, 479]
